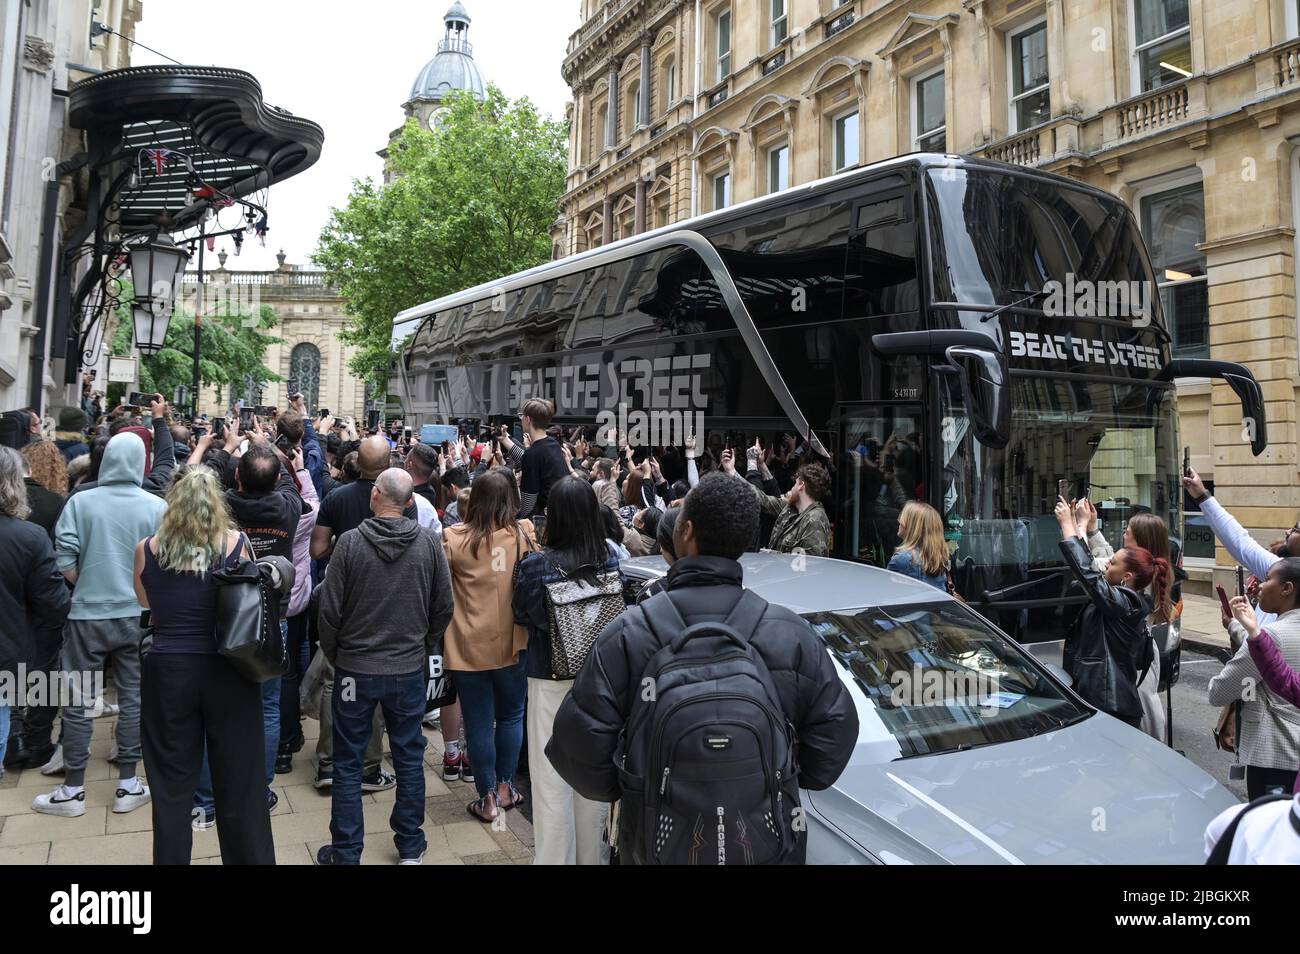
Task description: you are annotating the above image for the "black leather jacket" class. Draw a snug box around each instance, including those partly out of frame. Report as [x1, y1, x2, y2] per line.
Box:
[1059, 536, 1152, 719]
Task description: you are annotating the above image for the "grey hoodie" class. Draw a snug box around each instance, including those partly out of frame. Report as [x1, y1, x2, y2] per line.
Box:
[316, 515, 453, 676]
[54, 432, 168, 620]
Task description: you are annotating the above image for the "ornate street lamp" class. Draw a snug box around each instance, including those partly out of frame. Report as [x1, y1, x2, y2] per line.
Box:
[128, 233, 190, 354]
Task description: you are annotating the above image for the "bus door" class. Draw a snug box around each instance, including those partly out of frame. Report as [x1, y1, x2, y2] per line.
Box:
[829, 404, 926, 566]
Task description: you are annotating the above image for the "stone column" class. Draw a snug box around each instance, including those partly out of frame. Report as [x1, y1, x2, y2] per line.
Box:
[634, 177, 647, 234]
[602, 195, 614, 245]
[605, 62, 619, 148]
[639, 35, 652, 127]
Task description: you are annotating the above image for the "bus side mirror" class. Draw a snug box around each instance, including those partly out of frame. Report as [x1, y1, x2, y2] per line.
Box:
[1151, 359, 1268, 456]
[945, 346, 1011, 450]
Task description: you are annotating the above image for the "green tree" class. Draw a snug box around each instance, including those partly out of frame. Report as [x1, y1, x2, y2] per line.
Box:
[109, 280, 281, 407]
[315, 84, 568, 385]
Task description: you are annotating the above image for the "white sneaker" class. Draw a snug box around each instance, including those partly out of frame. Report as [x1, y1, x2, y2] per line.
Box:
[39, 744, 64, 775]
[112, 783, 151, 814]
[90, 700, 120, 719]
[398, 848, 426, 865]
[32, 785, 87, 817]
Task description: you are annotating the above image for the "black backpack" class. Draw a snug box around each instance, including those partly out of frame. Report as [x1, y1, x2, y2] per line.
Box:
[615, 589, 800, 865]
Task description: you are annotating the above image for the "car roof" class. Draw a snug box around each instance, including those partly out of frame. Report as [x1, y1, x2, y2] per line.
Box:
[621, 552, 953, 615]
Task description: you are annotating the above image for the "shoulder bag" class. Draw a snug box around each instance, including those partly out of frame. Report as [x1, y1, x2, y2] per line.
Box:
[543, 559, 625, 680]
[211, 535, 292, 683]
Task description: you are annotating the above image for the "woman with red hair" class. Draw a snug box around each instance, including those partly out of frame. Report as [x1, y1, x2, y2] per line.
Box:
[1055, 497, 1172, 727]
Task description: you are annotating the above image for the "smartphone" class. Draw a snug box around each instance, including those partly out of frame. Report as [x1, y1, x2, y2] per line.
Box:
[1236, 565, 1246, 598]
[287, 377, 300, 398]
[1216, 584, 1232, 618]
[318, 408, 329, 418]
[192, 425, 207, 441]
[1057, 478, 1071, 501]
[128, 391, 155, 408]
[238, 407, 254, 431]
[254, 405, 277, 419]
[211, 417, 226, 440]
[366, 409, 381, 432]
[1182, 445, 1191, 478]
[403, 426, 412, 441]
[275, 434, 295, 456]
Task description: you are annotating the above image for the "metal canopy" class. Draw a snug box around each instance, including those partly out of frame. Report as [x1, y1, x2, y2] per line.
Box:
[57, 64, 324, 380]
[69, 64, 324, 232]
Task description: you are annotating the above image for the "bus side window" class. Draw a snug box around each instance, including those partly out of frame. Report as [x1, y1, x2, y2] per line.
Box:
[845, 192, 918, 319]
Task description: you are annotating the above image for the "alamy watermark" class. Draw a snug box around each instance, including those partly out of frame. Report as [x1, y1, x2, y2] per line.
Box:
[0, 665, 105, 711]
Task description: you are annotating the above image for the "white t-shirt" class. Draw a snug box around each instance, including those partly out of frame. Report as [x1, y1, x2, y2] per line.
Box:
[413, 493, 443, 537]
[1204, 794, 1300, 864]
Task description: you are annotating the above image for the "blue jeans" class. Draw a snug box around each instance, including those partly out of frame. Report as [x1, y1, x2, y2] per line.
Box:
[451, 658, 527, 800]
[0, 704, 10, 769]
[329, 668, 426, 864]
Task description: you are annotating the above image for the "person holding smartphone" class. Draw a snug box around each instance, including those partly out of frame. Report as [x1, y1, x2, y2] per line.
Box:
[1054, 497, 1171, 729]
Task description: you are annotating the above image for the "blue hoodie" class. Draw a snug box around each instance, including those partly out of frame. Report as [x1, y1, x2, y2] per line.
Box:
[54, 432, 167, 620]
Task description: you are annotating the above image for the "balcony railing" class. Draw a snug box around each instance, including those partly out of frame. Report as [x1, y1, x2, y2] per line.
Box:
[825, 9, 855, 39]
[762, 51, 786, 76]
[984, 128, 1041, 166]
[1275, 37, 1300, 88]
[1117, 82, 1189, 138]
[708, 87, 728, 108]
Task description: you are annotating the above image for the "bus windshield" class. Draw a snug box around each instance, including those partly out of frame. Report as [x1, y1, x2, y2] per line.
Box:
[926, 168, 1156, 307]
[939, 374, 1181, 645]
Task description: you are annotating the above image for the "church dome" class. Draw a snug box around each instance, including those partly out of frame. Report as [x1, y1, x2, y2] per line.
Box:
[409, 3, 486, 104]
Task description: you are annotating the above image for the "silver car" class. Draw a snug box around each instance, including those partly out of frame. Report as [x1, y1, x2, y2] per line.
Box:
[620, 552, 1237, 864]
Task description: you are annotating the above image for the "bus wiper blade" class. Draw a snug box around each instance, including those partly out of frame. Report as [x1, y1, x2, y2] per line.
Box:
[979, 288, 1051, 322]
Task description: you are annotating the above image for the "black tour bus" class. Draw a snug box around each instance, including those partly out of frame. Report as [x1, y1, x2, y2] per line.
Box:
[392, 153, 1267, 664]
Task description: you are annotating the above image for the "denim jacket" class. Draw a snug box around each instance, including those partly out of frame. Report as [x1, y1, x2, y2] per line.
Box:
[512, 542, 624, 680]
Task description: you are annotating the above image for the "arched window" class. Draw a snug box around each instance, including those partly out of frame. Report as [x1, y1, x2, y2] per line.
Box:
[289, 342, 322, 411]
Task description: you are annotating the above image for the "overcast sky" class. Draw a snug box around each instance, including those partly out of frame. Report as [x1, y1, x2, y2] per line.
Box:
[132, 0, 580, 271]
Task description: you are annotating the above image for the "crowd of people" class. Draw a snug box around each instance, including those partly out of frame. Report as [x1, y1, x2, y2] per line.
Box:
[0, 394, 858, 865]
[5, 388, 1300, 864]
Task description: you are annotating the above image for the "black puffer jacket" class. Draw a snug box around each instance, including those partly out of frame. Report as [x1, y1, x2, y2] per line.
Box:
[547, 555, 859, 863]
[1059, 536, 1153, 720]
[0, 514, 71, 675]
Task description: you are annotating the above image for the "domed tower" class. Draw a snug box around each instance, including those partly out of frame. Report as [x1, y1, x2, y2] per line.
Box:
[382, 2, 488, 173]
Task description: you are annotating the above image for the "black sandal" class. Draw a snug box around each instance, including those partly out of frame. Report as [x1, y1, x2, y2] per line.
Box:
[467, 793, 498, 824]
[498, 783, 525, 811]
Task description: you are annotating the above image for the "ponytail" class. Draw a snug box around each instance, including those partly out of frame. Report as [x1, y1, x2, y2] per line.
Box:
[1125, 545, 1173, 623]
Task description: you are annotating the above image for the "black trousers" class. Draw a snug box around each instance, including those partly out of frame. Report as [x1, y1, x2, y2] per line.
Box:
[140, 652, 275, 865]
[1246, 764, 1296, 800]
[19, 626, 64, 751]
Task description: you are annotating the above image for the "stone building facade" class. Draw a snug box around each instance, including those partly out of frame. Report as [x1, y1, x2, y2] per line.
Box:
[558, 0, 1300, 593]
[0, 0, 143, 417]
[185, 256, 366, 422]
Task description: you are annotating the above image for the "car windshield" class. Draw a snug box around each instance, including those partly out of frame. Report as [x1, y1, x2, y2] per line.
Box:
[805, 600, 1090, 760]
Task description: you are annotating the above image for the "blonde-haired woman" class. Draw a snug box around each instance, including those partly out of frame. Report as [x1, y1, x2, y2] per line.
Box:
[132, 467, 273, 866]
[887, 501, 950, 592]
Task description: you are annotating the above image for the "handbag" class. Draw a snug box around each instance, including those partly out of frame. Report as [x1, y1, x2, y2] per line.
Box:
[211, 536, 291, 683]
[542, 560, 625, 680]
[424, 643, 457, 712]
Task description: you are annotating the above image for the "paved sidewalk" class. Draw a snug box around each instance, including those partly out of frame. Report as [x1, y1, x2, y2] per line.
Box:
[1180, 592, 1231, 653]
[0, 699, 534, 866]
